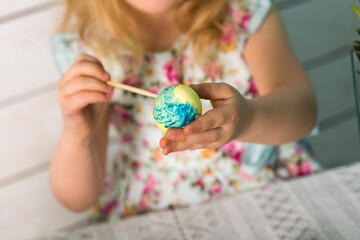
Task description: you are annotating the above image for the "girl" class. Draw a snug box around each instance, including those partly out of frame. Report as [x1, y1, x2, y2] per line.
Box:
[50, 0, 319, 223]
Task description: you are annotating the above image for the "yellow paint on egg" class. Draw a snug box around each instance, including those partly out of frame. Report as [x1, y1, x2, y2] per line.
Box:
[153, 84, 202, 133]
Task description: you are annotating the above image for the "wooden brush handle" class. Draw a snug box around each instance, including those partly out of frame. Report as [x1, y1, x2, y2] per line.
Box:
[107, 81, 158, 99]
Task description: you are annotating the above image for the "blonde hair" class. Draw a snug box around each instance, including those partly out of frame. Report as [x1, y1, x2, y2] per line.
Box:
[59, 0, 230, 68]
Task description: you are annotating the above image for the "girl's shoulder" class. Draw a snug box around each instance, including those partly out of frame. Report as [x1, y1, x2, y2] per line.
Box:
[51, 33, 93, 75]
[226, 0, 272, 37]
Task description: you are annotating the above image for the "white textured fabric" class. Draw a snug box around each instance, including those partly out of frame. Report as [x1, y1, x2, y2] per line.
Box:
[37, 162, 360, 240]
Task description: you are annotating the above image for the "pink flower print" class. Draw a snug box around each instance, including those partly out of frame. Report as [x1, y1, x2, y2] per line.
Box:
[219, 141, 236, 152]
[102, 200, 118, 217]
[228, 6, 234, 16]
[179, 173, 185, 182]
[205, 62, 222, 79]
[109, 115, 120, 129]
[233, 10, 244, 23]
[142, 139, 149, 147]
[299, 161, 312, 175]
[175, 173, 185, 187]
[139, 195, 151, 212]
[148, 86, 160, 95]
[143, 175, 157, 194]
[210, 183, 222, 195]
[295, 145, 304, 155]
[234, 80, 241, 87]
[118, 170, 126, 178]
[145, 54, 155, 64]
[122, 74, 141, 87]
[113, 105, 131, 121]
[230, 148, 245, 165]
[136, 122, 144, 128]
[287, 164, 299, 177]
[131, 161, 140, 171]
[102, 181, 112, 192]
[238, 167, 257, 180]
[195, 177, 205, 191]
[172, 150, 189, 157]
[241, 13, 251, 30]
[182, 55, 191, 66]
[77, 42, 85, 50]
[222, 24, 236, 44]
[121, 153, 129, 162]
[155, 191, 162, 200]
[121, 54, 136, 67]
[163, 59, 181, 84]
[232, 9, 251, 30]
[121, 133, 133, 144]
[247, 79, 259, 97]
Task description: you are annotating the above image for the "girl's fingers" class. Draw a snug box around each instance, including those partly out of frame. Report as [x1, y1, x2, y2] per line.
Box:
[63, 91, 110, 116]
[190, 82, 235, 101]
[75, 55, 107, 75]
[165, 128, 186, 142]
[162, 128, 223, 154]
[183, 109, 226, 135]
[159, 136, 170, 149]
[63, 60, 110, 84]
[76, 54, 104, 68]
[62, 76, 113, 97]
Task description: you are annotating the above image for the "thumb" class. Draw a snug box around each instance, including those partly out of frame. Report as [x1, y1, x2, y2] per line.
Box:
[189, 82, 235, 100]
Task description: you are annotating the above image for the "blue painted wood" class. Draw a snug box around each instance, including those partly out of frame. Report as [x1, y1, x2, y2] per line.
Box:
[308, 55, 355, 122]
[310, 117, 360, 168]
[280, 0, 357, 64]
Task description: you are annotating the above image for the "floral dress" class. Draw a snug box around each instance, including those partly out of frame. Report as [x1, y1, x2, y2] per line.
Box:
[52, 0, 320, 223]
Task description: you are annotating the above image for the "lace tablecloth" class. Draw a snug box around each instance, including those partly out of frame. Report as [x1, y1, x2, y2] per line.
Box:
[37, 162, 360, 240]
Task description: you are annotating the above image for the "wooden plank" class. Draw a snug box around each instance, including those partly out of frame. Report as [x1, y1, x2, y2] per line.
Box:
[0, 6, 62, 102]
[0, 171, 88, 239]
[275, 0, 314, 11]
[310, 117, 360, 169]
[279, 0, 357, 64]
[0, 0, 54, 18]
[308, 55, 355, 122]
[0, 90, 62, 181]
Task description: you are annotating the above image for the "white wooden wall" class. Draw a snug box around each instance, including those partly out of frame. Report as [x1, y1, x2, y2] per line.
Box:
[278, 0, 360, 168]
[0, 1, 88, 239]
[0, 0, 359, 239]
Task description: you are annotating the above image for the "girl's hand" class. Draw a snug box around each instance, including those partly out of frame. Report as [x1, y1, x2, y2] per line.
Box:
[159, 82, 254, 155]
[58, 54, 113, 140]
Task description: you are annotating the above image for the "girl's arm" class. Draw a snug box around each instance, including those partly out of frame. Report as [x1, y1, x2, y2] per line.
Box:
[239, 5, 316, 144]
[160, 6, 316, 153]
[50, 55, 112, 212]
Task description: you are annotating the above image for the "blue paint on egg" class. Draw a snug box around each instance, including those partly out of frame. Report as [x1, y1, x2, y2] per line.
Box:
[153, 84, 201, 131]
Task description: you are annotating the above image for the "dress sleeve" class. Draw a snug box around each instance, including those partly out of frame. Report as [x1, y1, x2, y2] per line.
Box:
[51, 33, 94, 76]
[243, 0, 272, 37]
[228, 0, 272, 49]
[231, 0, 321, 138]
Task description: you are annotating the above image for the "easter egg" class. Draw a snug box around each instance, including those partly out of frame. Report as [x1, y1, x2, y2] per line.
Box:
[153, 84, 202, 133]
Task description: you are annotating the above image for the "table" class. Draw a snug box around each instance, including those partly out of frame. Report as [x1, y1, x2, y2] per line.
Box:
[36, 162, 360, 240]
